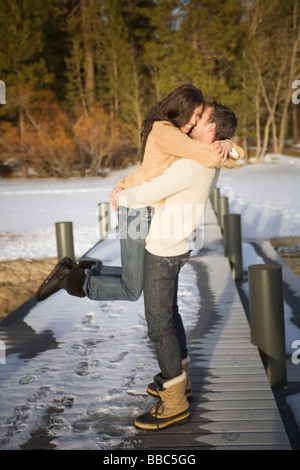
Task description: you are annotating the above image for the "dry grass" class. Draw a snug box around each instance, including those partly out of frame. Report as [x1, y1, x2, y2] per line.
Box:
[0, 258, 57, 321]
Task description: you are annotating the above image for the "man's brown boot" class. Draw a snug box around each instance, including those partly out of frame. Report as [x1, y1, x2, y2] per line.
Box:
[146, 356, 193, 402]
[135, 371, 190, 432]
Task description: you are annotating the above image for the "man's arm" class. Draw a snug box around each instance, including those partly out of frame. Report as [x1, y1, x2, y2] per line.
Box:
[117, 159, 194, 209]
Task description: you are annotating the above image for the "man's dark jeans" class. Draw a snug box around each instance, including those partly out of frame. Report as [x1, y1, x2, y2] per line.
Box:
[143, 249, 190, 387]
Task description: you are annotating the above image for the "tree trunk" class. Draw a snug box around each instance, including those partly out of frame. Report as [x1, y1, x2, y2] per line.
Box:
[82, 0, 95, 107]
[271, 117, 278, 154]
[19, 107, 28, 178]
[242, 135, 248, 164]
[130, 45, 142, 145]
[255, 88, 261, 160]
[259, 114, 272, 162]
[84, 48, 95, 106]
[112, 48, 119, 113]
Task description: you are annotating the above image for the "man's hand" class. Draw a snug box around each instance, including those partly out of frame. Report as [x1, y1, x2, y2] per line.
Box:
[211, 140, 233, 163]
[110, 186, 123, 210]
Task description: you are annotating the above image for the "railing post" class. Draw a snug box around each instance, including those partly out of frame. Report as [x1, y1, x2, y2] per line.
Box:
[223, 214, 243, 280]
[55, 221, 75, 261]
[217, 196, 229, 232]
[211, 187, 220, 214]
[248, 264, 287, 389]
[98, 202, 111, 239]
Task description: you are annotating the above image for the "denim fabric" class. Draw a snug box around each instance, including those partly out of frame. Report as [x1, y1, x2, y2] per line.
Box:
[83, 206, 153, 301]
[142, 249, 190, 384]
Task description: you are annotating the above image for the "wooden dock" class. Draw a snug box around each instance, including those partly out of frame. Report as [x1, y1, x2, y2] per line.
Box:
[127, 202, 292, 450]
[0, 201, 294, 450]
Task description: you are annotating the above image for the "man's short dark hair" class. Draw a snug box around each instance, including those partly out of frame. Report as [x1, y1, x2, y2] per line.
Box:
[207, 101, 237, 141]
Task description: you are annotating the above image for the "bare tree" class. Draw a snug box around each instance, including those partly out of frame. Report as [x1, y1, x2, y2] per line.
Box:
[242, 0, 300, 161]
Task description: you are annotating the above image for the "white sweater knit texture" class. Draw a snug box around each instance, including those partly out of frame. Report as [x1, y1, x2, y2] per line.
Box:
[118, 159, 219, 257]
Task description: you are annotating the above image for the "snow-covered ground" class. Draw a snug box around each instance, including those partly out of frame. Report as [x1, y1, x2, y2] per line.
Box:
[0, 154, 299, 449]
[218, 154, 300, 239]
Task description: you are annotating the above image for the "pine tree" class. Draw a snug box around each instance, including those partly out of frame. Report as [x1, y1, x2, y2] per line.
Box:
[0, 0, 55, 174]
[175, 0, 244, 101]
[143, 0, 182, 98]
[100, 0, 156, 139]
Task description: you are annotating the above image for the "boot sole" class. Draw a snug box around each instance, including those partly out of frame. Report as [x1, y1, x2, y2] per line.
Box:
[134, 409, 191, 432]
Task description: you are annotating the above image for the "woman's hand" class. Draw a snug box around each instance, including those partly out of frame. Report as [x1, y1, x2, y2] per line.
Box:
[110, 187, 123, 210]
[211, 140, 233, 163]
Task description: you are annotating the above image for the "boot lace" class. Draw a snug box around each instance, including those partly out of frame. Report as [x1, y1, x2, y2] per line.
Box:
[153, 399, 165, 430]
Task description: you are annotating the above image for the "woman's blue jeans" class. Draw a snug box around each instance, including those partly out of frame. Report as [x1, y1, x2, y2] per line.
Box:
[142, 249, 190, 386]
[83, 206, 152, 301]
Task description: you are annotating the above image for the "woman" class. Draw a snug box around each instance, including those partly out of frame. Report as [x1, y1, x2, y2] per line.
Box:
[36, 85, 242, 303]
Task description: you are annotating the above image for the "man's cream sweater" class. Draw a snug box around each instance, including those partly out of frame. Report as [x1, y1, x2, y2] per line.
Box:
[118, 159, 219, 257]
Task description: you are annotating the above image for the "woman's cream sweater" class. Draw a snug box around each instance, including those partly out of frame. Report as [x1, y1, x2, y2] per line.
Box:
[116, 121, 243, 190]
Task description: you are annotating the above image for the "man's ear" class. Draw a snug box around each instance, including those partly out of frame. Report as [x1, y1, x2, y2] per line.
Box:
[208, 122, 216, 134]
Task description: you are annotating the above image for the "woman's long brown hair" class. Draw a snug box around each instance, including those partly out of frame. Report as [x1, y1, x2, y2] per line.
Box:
[138, 84, 204, 162]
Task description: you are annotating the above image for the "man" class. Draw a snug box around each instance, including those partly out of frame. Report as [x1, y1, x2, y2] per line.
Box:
[115, 101, 238, 431]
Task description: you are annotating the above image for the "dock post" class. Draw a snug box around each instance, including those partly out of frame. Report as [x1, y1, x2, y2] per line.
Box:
[211, 187, 220, 214]
[223, 214, 243, 280]
[248, 264, 287, 389]
[217, 196, 229, 232]
[55, 221, 75, 261]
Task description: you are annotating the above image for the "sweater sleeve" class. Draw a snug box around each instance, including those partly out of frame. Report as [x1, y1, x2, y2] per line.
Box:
[118, 159, 194, 208]
[153, 122, 243, 169]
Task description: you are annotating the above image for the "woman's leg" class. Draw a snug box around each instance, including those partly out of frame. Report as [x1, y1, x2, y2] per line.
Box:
[83, 206, 152, 301]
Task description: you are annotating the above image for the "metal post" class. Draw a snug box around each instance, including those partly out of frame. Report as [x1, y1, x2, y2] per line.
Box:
[217, 196, 229, 231]
[211, 187, 220, 214]
[55, 221, 75, 261]
[98, 202, 110, 239]
[223, 214, 243, 280]
[248, 264, 287, 389]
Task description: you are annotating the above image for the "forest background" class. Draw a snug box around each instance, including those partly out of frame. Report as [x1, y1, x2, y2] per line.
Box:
[0, 0, 299, 179]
